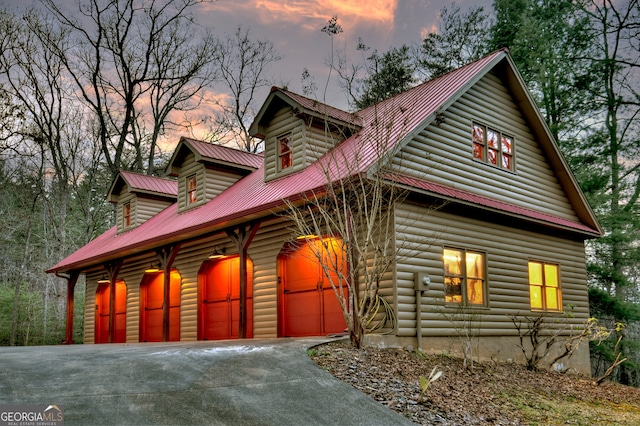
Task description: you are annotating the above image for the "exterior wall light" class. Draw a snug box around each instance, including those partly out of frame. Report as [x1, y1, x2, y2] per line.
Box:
[144, 262, 162, 273]
[209, 246, 227, 259]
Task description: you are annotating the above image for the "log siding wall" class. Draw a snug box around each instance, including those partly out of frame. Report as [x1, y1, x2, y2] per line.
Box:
[392, 71, 579, 221]
[394, 202, 590, 339]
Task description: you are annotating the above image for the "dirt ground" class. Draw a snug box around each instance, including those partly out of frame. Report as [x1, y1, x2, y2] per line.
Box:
[309, 340, 640, 425]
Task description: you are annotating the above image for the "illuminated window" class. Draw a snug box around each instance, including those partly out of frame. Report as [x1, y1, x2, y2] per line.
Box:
[472, 122, 514, 171]
[443, 248, 486, 306]
[187, 174, 197, 205]
[278, 134, 292, 171]
[528, 261, 562, 311]
[123, 202, 131, 227]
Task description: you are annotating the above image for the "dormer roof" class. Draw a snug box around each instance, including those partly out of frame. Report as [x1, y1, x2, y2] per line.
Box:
[107, 170, 178, 203]
[165, 137, 263, 176]
[249, 87, 363, 139]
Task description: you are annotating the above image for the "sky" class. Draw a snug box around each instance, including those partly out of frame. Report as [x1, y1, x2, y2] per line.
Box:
[199, 0, 490, 108]
[2, 0, 490, 142]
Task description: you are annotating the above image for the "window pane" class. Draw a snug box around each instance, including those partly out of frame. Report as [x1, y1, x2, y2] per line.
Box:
[487, 129, 498, 149]
[466, 252, 484, 278]
[502, 135, 513, 154]
[545, 287, 560, 310]
[279, 135, 292, 170]
[544, 264, 559, 287]
[445, 277, 462, 303]
[530, 285, 543, 309]
[528, 262, 543, 285]
[502, 154, 512, 170]
[488, 148, 497, 165]
[473, 142, 484, 160]
[472, 124, 484, 144]
[467, 279, 484, 305]
[444, 249, 462, 275]
[187, 175, 197, 204]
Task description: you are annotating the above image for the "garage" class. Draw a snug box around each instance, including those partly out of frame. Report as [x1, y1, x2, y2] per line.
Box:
[278, 238, 347, 337]
[198, 255, 254, 340]
[139, 270, 181, 342]
[95, 280, 127, 343]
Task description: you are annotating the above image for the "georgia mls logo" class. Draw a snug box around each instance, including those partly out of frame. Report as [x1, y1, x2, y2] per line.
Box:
[0, 404, 64, 426]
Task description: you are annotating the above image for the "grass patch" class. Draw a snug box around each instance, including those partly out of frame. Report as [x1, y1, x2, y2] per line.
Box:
[502, 390, 640, 425]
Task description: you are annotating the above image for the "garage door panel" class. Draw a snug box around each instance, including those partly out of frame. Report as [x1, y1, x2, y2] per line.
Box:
[284, 290, 321, 337]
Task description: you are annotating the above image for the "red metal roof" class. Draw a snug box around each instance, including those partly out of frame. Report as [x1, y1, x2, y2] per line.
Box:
[48, 49, 598, 273]
[119, 170, 178, 197]
[181, 137, 263, 169]
[385, 172, 600, 236]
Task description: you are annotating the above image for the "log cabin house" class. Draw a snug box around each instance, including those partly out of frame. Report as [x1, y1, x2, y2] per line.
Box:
[47, 49, 601, 374]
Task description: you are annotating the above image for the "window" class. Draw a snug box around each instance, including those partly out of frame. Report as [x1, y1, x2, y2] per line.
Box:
[278, 134, 292, 171]
[472, 122, 514, 171]
[187, 174, 197, 205]
[123, 202, 131, 227]
[528, 261, 562, 311]
[443, 248, 486, 305]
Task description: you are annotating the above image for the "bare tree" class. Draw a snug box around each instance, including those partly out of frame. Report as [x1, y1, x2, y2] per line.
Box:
[284, 103, 422, 348]
[40, 0, 217, 176]
[205, 26, 282, 153]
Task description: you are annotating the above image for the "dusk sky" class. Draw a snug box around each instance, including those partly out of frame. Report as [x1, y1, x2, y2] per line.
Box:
[2, 0, 491, 142]
[4, 0, 491, 104]
[200, 0, 491, 107]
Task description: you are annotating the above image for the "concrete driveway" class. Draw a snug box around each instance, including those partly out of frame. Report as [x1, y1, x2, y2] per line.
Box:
[0, 338, 411, 425]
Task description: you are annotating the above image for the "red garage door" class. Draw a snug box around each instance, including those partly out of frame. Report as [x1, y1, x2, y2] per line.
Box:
[199, 256, 253, 340]
[140, 270, 181, 342]
[278, 238, 347, 337]
[95, 280, 126, 343]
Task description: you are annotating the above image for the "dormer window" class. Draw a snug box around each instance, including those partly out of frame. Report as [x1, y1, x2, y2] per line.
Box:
[278, 134, 292, 172]
[187, 174, 197, 205]
[123, 202, 131, 227]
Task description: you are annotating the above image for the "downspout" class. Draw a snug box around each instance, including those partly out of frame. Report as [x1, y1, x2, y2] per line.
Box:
[56, 271, 79, 344]
[416, 287, 422, 350]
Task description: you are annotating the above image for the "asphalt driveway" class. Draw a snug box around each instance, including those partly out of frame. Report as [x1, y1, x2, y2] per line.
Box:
[0, 338, 411, 425]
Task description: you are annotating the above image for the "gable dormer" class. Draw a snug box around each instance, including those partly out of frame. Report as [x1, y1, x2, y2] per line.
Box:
[107, 171, 178, 234]
[250, 87, 362, 181]
[165, 137, 262, 213]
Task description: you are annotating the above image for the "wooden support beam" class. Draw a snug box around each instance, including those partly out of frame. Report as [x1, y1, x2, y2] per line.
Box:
[58, 271, 80, 344]
[226, 221, 260, 338]
[105, 261, 122, 343]
[155, 244, 181, 342]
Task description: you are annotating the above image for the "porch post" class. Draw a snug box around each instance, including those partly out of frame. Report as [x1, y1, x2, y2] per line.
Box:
[227, 221, 260, 338]
[59, 271, 79, 344]
[156, 244, 181, 342]
[105, 261, 122, 343]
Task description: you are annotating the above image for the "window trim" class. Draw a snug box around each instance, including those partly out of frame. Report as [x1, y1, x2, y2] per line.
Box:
[186, 174, 197, 205]
[277, 133, 293, 172]
[443, 247, 488, 307]
[528, 260, 562, 312]
[472, 122, 515, 172]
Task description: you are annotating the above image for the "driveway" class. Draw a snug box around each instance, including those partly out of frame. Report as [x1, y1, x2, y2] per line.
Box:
[0, 338, 411, 425]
